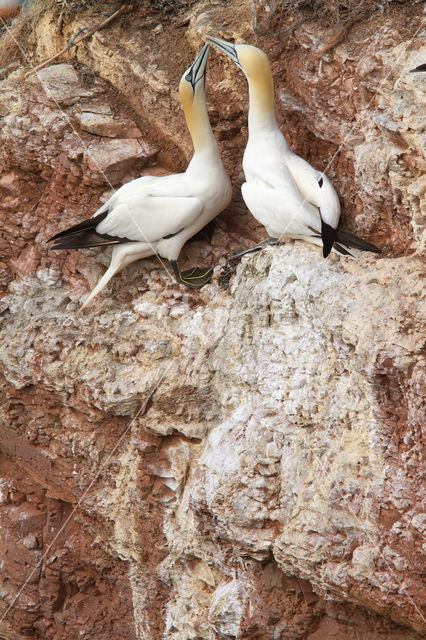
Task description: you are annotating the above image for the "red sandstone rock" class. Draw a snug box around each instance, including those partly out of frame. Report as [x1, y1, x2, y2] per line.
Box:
[0, 2, 424, 640]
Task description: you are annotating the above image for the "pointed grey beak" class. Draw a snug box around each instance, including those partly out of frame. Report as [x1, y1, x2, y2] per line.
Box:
[207, 36, 242, 69]
[185, 43, 210, 92]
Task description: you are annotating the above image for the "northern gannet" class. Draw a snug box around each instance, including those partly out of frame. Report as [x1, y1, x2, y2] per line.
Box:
[49, 44, 232, 310]
[207, 37, 380, 258]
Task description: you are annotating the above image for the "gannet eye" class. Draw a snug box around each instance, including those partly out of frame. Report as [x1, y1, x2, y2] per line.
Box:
[318, 177, 323, 187]
[185, 72, 192, 83]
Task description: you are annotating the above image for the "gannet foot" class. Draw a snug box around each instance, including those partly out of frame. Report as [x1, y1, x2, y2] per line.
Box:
[171, 261, 213, 289]
[229, 237, 282, 260]
[218, 255, 241, 289]
[219, 238, 283, 289]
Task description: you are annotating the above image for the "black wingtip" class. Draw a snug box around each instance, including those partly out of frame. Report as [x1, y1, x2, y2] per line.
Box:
[321, 218, 337, 258]
[335, 228, 382, 254]
[333, 243, 352, 257]
[48, 211, 108, 242]
[48, 210, 131, 250]
[51, 231, 125, 250]
[367, 244, 382, 255]
[410, 63, 426, 73]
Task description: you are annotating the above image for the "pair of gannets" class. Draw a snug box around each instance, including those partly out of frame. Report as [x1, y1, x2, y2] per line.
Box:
[50, 40, 380, 310]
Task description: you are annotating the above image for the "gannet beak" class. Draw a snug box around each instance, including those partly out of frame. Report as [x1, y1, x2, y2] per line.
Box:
[185, 43, 210, 93]
[207, 36, 242, 69]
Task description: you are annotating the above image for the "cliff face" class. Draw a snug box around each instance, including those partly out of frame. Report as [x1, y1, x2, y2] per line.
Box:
[0, 1, 425, 639]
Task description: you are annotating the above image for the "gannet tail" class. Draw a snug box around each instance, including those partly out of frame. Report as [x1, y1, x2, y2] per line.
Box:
[49, 212, 126, 250]
[335, 228, 381, 254]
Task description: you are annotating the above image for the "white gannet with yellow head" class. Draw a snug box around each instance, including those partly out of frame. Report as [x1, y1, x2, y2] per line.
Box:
[49, 44, 232, 310]
[207, 36, 380, 258]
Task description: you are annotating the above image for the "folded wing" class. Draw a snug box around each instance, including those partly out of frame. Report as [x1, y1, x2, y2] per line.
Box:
[95, 193, 203, 242]
[50, 185, 204, 250]
[241, 181, 320, 238]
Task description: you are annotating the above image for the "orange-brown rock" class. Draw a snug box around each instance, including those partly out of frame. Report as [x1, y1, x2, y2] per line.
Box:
[0, 2, 424, 639]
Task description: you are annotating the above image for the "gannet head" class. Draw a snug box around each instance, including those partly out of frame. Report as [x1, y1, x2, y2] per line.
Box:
[179, 43, 210, 109]
[207, 37, 271, 82]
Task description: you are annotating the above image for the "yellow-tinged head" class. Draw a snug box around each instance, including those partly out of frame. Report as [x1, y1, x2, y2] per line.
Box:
[237, 45, 272, 84]
[207, 37, 272, 82]
[207, 37, 274, 116]
[179, 43, 209, 111]
[179, 43, 216, 152]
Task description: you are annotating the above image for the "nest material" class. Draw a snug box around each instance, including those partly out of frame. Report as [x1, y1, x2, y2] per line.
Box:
[271, 0, 415, 26]
[0, 0, 192, 69]
[0, 0, 121, 68]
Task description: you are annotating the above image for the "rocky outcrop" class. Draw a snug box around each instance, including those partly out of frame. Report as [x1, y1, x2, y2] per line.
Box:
[0, 2, 425, 639]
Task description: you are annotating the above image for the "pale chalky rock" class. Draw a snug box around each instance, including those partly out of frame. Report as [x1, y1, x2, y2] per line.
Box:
[0, 1, 424, 639]
[83, 138, 158, 183]
[75, 111, 142, 138]
[30, 63, 104, 105]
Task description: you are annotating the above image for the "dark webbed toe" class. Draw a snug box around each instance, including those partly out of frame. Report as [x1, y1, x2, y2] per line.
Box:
[219, 238, 284, 288]
[218, 255, 241, 289]
[171, 261, 213, 289]
[230, 237, 282, 260]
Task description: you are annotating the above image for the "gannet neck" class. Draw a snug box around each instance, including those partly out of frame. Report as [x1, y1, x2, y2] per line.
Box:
[236, 47, 277, 134]
[179, 44, 216, 156]
[182, 92, 218, 156]
[247, 74, 276, 133]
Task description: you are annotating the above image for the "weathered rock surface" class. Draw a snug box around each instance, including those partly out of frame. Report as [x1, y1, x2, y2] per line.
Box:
[74, 111, 142, 138]
[0, 1, 425, 639]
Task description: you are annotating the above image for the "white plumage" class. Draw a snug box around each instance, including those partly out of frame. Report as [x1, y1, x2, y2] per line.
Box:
[94, 173, 218, 254]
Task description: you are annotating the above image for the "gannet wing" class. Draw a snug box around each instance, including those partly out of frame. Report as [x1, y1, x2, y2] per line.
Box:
[95, 194, 204, 243]
[283, 154, 340, 256]
[285, 156, 340, 227]
[91, 175, 170, 218]
[242, 181, 321, 238]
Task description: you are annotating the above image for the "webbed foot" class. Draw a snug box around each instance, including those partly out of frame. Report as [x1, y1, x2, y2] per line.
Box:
[171, 261, 213, 289]
[218, 255, 241, 289]
[219, 238, 283, 288]
[229, 237, 283, 260]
